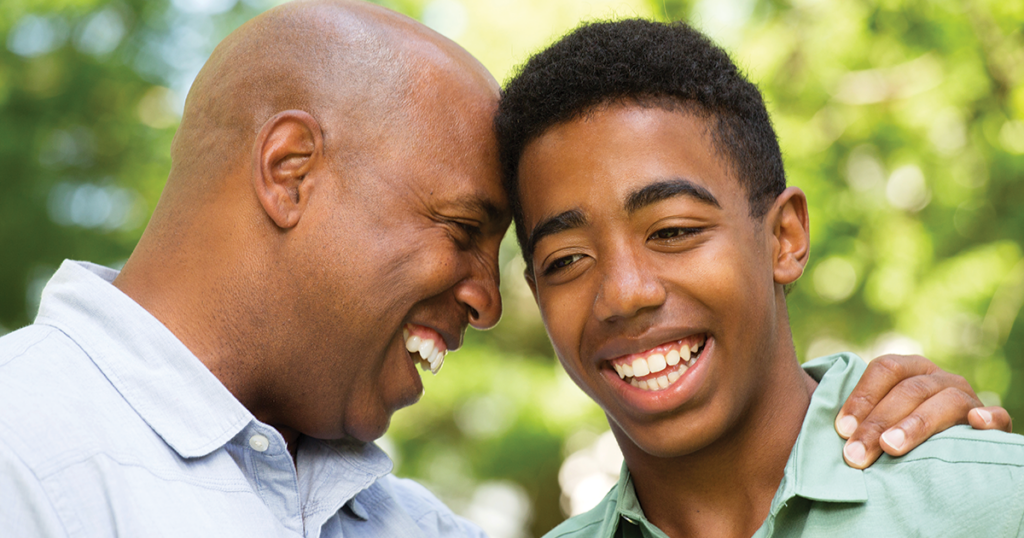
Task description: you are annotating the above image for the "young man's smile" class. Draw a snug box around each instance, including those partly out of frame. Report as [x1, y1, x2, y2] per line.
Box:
[518, 102, 806, 458]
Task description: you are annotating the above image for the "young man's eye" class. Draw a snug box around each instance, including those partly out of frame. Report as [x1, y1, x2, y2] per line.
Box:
[649, 227, 702, 241]
[544, 253, 584, 275]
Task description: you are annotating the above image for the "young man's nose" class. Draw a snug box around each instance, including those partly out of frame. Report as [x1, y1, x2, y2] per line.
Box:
[593, 251, 666, 322]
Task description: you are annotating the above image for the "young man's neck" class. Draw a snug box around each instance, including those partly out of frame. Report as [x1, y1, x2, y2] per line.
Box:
[617, 342, 817, 538]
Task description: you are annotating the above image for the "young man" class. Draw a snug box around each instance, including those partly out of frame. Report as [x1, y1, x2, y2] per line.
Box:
[496, 19, 1024, 538]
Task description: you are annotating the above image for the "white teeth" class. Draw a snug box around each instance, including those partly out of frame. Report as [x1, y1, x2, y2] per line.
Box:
[418, 338, 435, 359]
[430, 350, 445, 375]
[619, 338, 707, 391]
[648, 354, 666, 374]
[405, 328, 446, 375]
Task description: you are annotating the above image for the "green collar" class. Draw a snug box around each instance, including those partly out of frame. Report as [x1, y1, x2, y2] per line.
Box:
[595, 354, 869, 538]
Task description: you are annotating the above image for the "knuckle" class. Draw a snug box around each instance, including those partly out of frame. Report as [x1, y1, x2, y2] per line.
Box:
[898, 376, 937, 400]
[899, 412, 930, 434]
[845, 392, 879, 413]
[939, 386, 975, 409]
[870, 356, 907, 380]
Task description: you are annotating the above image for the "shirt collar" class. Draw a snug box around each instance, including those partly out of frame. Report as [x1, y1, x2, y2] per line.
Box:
[603, 353, 870, 537]
[776, 353, 869, 506]
[34, 260, 253, 458]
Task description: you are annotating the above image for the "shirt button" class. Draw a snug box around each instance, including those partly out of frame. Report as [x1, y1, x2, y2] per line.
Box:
[249, 434, 270, 452]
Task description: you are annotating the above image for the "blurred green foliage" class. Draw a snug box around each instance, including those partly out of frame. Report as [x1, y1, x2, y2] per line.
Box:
[1, 0, 1021, 536]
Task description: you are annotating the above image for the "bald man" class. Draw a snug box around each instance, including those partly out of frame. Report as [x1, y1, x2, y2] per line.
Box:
[0, 1, 1010, 537]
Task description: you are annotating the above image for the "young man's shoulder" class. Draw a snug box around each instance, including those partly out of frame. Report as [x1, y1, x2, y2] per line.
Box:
[878, 423, 1024, 468]
[864, 424, 1024, 508]
[794, 425, 1024, 537]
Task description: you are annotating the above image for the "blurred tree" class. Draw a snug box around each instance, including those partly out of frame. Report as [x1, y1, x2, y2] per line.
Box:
[1, 0, 1021, 536]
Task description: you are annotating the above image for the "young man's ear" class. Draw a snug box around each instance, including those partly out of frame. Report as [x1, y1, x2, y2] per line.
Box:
[252, 110, 323, 229]
[769, 186, 810, 286]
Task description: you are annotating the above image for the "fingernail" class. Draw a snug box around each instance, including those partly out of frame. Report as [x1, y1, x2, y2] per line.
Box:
[976, 408, 993, 425]
[881, 428, 906, 451]
[844, 440, 866, 467]
[836, 414, 858, 438]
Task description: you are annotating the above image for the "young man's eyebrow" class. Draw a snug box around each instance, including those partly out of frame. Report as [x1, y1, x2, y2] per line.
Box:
[526, 208, 588, 258]
[624, 178, 721, 214]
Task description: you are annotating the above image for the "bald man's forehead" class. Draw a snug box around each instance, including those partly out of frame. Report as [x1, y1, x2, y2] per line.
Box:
[170, 0, 498, 198]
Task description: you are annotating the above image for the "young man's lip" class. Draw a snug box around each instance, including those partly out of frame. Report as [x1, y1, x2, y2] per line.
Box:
[590, 327, 709, 365]
[602, 336, 715, 413]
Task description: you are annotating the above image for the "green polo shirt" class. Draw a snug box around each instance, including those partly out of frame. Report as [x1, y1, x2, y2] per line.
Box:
[545, 353, 1024, 538]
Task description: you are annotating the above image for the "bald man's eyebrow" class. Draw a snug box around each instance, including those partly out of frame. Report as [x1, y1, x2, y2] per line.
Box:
[452, 197, 510, 230]
[527, 209, 587, 258]
[624, 178, 720, 214]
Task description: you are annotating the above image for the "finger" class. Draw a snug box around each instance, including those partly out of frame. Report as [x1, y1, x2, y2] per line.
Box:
[968, 407, 1013, 433]
[843, 374, 972, 468]
[835, 354, 938, 440]
[875, 386, 978, 457]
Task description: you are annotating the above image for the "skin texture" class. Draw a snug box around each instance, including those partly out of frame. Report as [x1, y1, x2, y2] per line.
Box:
[112, 0, 509, 451]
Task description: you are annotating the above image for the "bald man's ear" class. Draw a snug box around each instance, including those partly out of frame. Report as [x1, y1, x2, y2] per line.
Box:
[253, 110, 322, 229]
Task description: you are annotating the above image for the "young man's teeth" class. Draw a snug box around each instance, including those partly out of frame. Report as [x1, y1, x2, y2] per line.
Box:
[613, 336, 705, 392]
[648, 353, 667, 374]
[405, 335, 422, 353]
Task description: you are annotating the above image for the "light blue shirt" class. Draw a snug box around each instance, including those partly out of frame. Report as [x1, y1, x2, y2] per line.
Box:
[0, 260, 486, 538]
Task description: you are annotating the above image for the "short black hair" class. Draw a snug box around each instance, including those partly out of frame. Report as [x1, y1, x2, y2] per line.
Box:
[495, 19, 787, 265]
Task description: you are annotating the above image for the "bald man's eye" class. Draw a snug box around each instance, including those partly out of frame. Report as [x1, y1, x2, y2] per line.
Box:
[543, 253, 585, 276]
[447, 219, 482, 246]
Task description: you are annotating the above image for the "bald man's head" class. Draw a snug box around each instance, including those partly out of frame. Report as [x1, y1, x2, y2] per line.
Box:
[169, 0, 496, 193]
[118, 0, 509, 445]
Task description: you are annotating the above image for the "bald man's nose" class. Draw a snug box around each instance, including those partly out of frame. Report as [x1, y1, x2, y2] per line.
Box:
[455, 259, 502, 330]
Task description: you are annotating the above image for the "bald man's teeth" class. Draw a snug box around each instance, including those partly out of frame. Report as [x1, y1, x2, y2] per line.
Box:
[611, 335, 706, 392]
[404, 325, 447, 375]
